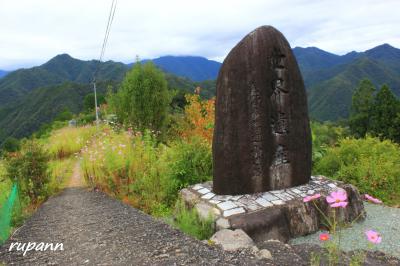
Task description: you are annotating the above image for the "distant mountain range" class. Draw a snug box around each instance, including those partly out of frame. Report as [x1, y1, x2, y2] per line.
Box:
[293, 44, 400, 121]
[140, 56, 221, 82]
[0, 70, 8, 78]
[0, 43, 399, 144]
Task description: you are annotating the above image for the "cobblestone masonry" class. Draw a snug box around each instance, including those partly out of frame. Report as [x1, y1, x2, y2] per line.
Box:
[181, 176, 366, 240]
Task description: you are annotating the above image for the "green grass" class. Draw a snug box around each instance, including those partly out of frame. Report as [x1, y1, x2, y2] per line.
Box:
[173, 200, 214, 240]
[46, 126, 97, 159]
[0, 161, 12, 208]
[48, 157, 76, 192]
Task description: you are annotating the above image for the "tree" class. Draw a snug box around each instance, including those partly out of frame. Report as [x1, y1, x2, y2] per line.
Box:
[370, 84, 400, 141]
[349, 79, 376, 137]
[83, 93, 106, 112]
[54, 107, 73, 121]
[111, 61, 171, 134]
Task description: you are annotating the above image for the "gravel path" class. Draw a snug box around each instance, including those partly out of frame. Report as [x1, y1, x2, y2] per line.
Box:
[290, 202, 400, 258]
[0, 188, 263, 265]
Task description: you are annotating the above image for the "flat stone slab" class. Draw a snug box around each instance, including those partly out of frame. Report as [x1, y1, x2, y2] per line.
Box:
[180, 176, 366, 242]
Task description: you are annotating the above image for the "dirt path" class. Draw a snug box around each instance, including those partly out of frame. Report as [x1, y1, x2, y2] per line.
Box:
[67, 161, 86, 188]
[0, 189, 262, 265]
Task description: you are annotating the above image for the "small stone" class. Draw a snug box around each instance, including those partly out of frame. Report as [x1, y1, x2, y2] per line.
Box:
[251, 246, 260, 254]
[201, 192, 215, 200]
[255, 198, 273, 207]
[231, 195, 243, 201]
[216, 218, 231, 230]
[223, 207, 245, 217]
[257, 249, 273, 260]
[307, 190, 315, 195]
[217, 201, 237, 211]
[247, 204, 261, 211]
[198, 188, 211, 194]
[291, 188, 302, 194]
[262, 193, 279, 201]
[210, 229, 254, 251]
[271, 200, 285, 205]
[328, 183, 337, 188]
[192, 184, 203, 190]
[209, 199, 221, 205]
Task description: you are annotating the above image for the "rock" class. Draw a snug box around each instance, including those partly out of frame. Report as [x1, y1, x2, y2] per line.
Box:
[216, 217, 231, 230]
[213, 25, 312, 195]
[210, 229, 255, 251]
[230, 206, 290, 243]
[180, 188, 199, 208]
[195, 202, 220, 221]
[257, 249, 273, 260]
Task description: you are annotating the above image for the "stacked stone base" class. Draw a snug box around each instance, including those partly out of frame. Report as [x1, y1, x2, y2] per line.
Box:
[180, 176, 365, 243]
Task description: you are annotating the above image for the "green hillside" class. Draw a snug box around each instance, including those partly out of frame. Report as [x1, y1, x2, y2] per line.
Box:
[0, 56, 215, 144]
[308, 57, 400, 121]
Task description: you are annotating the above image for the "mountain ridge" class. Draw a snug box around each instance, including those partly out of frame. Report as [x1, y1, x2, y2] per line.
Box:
[0, 43, 399, 144]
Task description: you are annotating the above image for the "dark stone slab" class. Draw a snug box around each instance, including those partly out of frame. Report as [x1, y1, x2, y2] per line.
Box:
[230, 207, 290, 243]
[213, 25, 311, 195]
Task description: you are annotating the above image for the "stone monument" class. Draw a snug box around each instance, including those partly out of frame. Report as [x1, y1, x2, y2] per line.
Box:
[213, 25, 312, 195]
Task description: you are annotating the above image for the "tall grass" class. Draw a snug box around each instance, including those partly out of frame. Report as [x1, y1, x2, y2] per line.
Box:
[0, 161, 12, 208]
[46, 126, 97, 159]
[81, 125, 212, 216]
[48, 157, 75, 192]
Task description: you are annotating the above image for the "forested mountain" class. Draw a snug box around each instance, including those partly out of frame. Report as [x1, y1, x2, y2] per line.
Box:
[296, 44, 400, 120]
[0, 54, 127, 106]
[0, 55, 215, 143]
[1, 43, 399, 143]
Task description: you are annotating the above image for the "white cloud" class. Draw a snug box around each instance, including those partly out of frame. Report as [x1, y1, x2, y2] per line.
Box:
[0, 0, 399, 69]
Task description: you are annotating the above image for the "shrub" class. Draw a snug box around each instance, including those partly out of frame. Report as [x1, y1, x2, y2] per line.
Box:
[6, 140, 51, 202]
[165, 137, 212, 190]
[180, 94, 215, 145]
[1, 137, 20, 153]
[314, 136, 400, 205]
[311, 121, 349, 168]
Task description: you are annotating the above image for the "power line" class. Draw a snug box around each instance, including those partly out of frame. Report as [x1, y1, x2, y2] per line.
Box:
[93, 0, 118, 127]
[93, 0, 118, 81]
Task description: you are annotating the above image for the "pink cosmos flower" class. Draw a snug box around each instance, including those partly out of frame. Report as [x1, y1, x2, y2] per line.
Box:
[364, 194, 382, 204]
[303, 193, 321, 202]
[319, 233, 330, 241]
[365, 230, 382, 244]
[326, 190, 348, 208]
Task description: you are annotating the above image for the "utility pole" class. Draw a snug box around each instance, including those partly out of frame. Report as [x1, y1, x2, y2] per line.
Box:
[93, 81, 99, 127]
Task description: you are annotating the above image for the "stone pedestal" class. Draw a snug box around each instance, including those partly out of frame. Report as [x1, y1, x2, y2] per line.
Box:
[180, 176, 365, 243]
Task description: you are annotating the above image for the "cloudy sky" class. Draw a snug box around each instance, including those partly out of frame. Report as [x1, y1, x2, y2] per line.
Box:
[1, 0, 399, 70]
